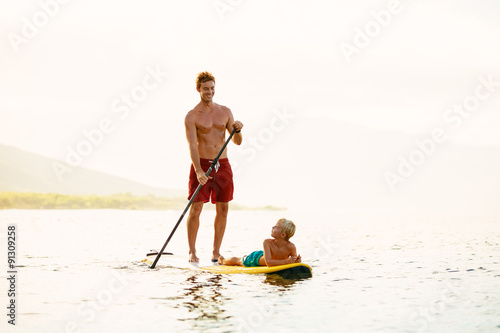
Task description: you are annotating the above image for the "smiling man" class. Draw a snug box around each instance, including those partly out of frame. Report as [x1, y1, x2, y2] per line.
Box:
[184, 71, 243, 262]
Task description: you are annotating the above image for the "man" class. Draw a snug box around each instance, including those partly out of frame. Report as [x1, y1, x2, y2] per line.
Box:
[184, 71, 243, 262]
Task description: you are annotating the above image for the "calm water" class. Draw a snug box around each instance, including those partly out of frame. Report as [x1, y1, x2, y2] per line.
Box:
[1, 209, 499, 332]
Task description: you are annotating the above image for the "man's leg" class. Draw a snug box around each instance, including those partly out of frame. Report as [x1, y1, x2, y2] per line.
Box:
[187, 201, 204, 262]
[212, 201, 229, 261]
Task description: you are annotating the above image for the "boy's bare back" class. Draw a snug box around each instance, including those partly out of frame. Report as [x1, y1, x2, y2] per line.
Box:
[262, 238, 301, 266]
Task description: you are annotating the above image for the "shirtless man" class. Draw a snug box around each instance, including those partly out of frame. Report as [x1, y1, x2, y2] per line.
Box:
[184, 71, 243, 263]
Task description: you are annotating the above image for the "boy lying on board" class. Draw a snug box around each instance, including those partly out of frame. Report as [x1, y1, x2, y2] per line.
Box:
[218, 218, 301, 267]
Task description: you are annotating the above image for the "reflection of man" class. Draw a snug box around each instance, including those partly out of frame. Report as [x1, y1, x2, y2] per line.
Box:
[184, 71, 243, 262]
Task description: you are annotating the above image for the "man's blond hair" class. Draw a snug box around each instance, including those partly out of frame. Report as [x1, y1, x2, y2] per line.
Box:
[278, 218, 296, 241]
[196, 71, 215, 90]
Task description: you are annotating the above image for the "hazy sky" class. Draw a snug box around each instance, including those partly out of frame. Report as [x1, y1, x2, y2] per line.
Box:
[1, 0, 500, 212]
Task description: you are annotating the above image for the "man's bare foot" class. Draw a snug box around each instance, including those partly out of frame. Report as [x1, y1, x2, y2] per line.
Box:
[188, 253, 199, 262]
[217, 256, 225, 265]
[212, 253, 221, 262]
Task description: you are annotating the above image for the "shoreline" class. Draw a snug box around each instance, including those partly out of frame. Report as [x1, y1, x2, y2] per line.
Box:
[0, 192, 286, 211]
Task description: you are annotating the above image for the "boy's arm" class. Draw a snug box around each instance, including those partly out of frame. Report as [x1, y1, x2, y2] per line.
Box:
[263, 240, 296, 267]
[289, 243, 301, 263]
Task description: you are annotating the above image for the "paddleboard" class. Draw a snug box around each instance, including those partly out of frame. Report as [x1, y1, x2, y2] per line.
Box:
[144, 251, 312, 278]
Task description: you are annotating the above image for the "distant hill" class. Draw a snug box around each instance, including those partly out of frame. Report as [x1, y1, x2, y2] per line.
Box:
[0, 144, 185, 197]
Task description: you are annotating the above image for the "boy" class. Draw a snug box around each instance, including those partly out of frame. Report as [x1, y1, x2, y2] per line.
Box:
[218, 218, 301, 267]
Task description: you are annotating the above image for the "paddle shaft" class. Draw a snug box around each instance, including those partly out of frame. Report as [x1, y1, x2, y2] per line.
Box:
[150, 128, 237, 269]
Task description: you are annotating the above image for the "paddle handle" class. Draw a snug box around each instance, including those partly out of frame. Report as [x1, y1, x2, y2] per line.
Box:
[150, 128, 237, 268]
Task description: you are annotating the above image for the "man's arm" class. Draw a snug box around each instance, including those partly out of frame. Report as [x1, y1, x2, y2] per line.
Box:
[262, 240, 296, 267]
[185, 114, 210, 185]
[226, 108, 243, 145]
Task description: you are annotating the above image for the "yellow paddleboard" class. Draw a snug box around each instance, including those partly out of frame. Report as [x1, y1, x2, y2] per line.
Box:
[144, 252, 312, 277]
[200, 262, 312, 275]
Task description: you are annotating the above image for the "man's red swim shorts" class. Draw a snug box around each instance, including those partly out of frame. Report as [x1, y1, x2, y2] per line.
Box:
[188, 158, 234, 203]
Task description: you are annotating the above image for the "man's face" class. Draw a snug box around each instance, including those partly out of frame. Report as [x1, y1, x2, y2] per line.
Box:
[198, 80, 215, 102]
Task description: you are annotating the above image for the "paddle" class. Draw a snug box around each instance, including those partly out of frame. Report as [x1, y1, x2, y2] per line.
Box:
[150, 127, 237, 269]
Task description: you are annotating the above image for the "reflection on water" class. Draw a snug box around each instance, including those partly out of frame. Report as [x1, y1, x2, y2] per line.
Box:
[177, 273, 232, 331]
[173, 271, 311, 332]
[264, 273, 311, 289]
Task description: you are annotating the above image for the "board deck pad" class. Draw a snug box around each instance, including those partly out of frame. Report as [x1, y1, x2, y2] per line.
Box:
[144, 251, 312, 278]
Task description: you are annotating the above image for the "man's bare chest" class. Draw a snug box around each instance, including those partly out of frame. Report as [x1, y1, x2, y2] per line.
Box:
[195, 112, 228, 133]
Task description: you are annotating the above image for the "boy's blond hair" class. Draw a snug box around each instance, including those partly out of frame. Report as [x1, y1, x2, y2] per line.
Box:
[278, 218, 296, 241]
